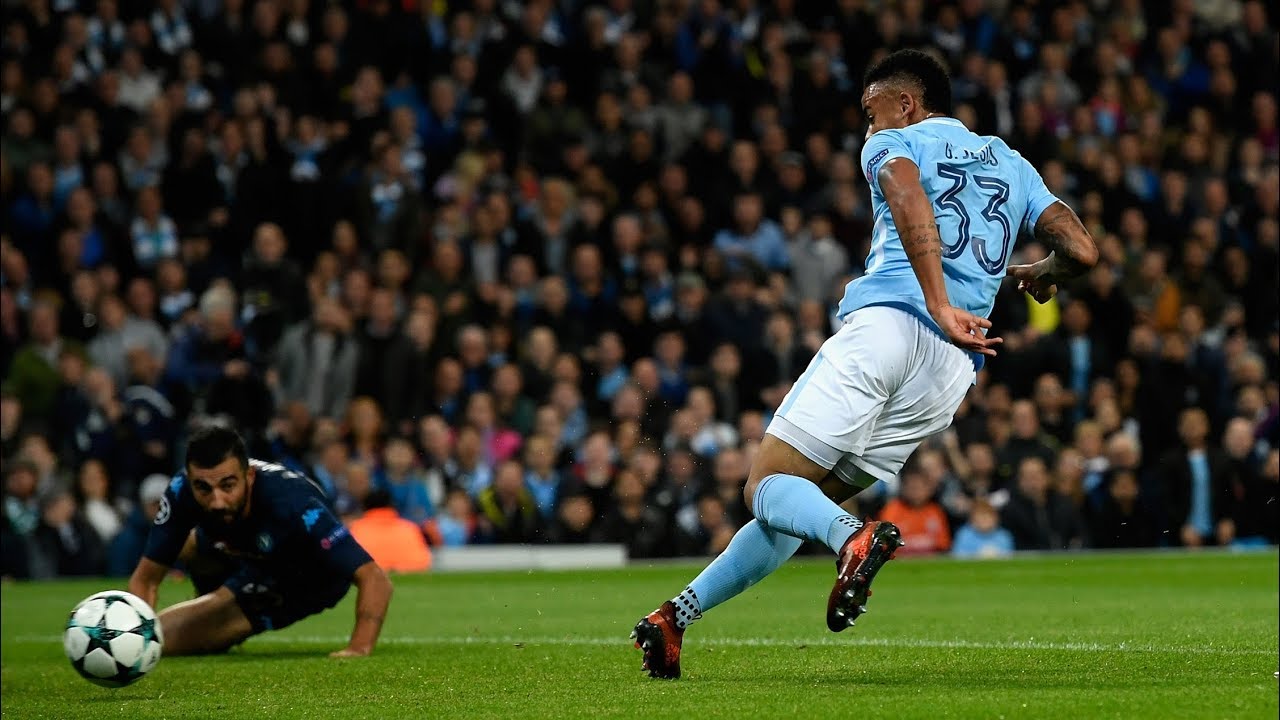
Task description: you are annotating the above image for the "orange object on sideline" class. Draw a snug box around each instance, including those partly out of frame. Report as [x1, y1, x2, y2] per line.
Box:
[348, 508, 433, 573]
[878, 499, 952, 556]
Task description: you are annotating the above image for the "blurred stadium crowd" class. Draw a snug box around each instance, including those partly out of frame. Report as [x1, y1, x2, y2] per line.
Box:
[2, 0, 1278, 578]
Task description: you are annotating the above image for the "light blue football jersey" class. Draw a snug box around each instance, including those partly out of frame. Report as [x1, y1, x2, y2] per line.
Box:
[838, 117, 1059, 364]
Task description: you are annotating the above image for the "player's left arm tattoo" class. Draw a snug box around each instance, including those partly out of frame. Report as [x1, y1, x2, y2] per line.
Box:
[879, 159, 951, 314]
[902, 223, 942, 262]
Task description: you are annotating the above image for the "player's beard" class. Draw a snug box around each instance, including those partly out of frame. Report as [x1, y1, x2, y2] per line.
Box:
[205, 500, 245, 525]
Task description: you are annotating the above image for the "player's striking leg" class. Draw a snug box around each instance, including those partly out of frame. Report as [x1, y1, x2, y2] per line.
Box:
[632, 436, 900, 679]
[744, 437, 904, 633]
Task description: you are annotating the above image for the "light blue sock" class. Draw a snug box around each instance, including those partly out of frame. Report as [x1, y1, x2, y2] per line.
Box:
[671, 520, 803, 628]
[752, 473, 863, 553]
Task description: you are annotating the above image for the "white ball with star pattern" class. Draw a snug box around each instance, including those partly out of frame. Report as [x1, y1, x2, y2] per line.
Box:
[63, 590, 164, 688]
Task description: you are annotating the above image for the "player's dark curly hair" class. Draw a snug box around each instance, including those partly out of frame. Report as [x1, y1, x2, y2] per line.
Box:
[863, 49, 953, 115]
[185, 424, 249, 471]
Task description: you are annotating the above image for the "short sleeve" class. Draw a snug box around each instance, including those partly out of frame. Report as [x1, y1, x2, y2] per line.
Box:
[142, 476, 197, 566]
[1019, 158, 1061, 235]
[297, 498, 373, 579]
[861, 130, 914, 194]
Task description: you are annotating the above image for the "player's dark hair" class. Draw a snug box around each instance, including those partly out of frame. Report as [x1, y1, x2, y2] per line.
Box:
[185, 425, 249, 471]
[863, 49, 953, 115]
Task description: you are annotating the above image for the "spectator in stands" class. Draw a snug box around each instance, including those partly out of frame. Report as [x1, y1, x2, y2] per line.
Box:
[5, 299, 85, 424]
[596, 468, 669, 559]
[31, 489, 105, 578]
[523, 434, 561, 521]
[122, 346, 177, 478]
[490, 363, 536, 437]
[2, 510, 31, 579]
[165, 285, 272, 437]
[590, 331, 630, 409]
[1001, 456, 1085, 551]
[3, 461, 41, 545]
[464, 391, 522, 466]
[382, 309, 442, 435]
[713, 191, 788, 273]
[1162, 407, 1236, 547]
[477, 459, 540, 544]
[266, 401, 315, 478]
[685, 386, 737, 459]
[87, 293, 167, 389]
[951, 500, 1015, 559]
[547, 490, 596, 544]
[106, 473, 168, 577]
[379, 435, 439, 525]
[706, 269, 768, 354]
[880, 465, 952, 556]
[240, 222, 310, 359]
[0, 391, 24, 461]
[311, 438, 350, 501]
[348, 489, 432, 574]
[354, 287, 404, 410]
[1222, 418, 1273, 546]
[999, 400, 1060, 483]
[18, 434, 70, 496]
[343, 396, 385, 469]
[336, 461, 374, 524]
[74, 459, 121, 545]
[1250, 450, 1280, 546]
[274, 296, 360, 421]
[436, 488, 478, 547]
[549, 380, 589, 451]
[1087, 470, 1156, 549]
[129, 185, 179, 270]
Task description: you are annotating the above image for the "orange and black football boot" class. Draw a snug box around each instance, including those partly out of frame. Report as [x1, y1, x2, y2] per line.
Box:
[630, 601, 685, 679]
[826, 520, 905, 632]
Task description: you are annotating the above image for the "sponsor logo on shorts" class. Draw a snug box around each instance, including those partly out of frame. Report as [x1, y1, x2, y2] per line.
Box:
[257, 533, 274, 552]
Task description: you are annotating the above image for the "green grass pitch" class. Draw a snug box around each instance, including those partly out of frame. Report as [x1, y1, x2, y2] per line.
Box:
[2, 550, 1277, 719]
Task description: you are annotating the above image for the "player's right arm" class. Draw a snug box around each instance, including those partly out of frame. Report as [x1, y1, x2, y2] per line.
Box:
[128, 558, 168, 610]
[872, 152, 1003, 356]
[128, 477, 196, 610]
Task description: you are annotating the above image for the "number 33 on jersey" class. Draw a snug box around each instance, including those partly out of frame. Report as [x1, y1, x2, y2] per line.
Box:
[839, 117, 1060, 347]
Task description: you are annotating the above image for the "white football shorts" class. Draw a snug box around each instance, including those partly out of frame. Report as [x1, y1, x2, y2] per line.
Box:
[766, 305, 975, 488]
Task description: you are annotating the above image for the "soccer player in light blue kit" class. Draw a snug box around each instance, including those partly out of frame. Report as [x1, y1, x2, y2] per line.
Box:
[632, 50, 1098, 679]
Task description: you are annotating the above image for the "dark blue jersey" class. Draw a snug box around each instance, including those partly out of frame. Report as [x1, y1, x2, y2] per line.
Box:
[144, 460, 372, 587]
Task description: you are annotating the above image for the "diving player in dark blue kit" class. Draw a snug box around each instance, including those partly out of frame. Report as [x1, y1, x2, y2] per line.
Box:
[128, 426, 393, 657]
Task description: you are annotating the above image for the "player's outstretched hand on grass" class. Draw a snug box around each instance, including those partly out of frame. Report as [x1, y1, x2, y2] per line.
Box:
[930, 304, 1002, 357]
[1006, 262, 1059, 304]
[330, 646, 372, 658]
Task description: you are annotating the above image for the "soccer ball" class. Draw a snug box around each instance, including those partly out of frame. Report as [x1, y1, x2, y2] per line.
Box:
[63, 591, 164, 688]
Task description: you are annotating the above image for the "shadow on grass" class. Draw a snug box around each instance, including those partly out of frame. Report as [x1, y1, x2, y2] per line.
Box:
[177, 646, 333, 661]
[687, 663, 1239, 691]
